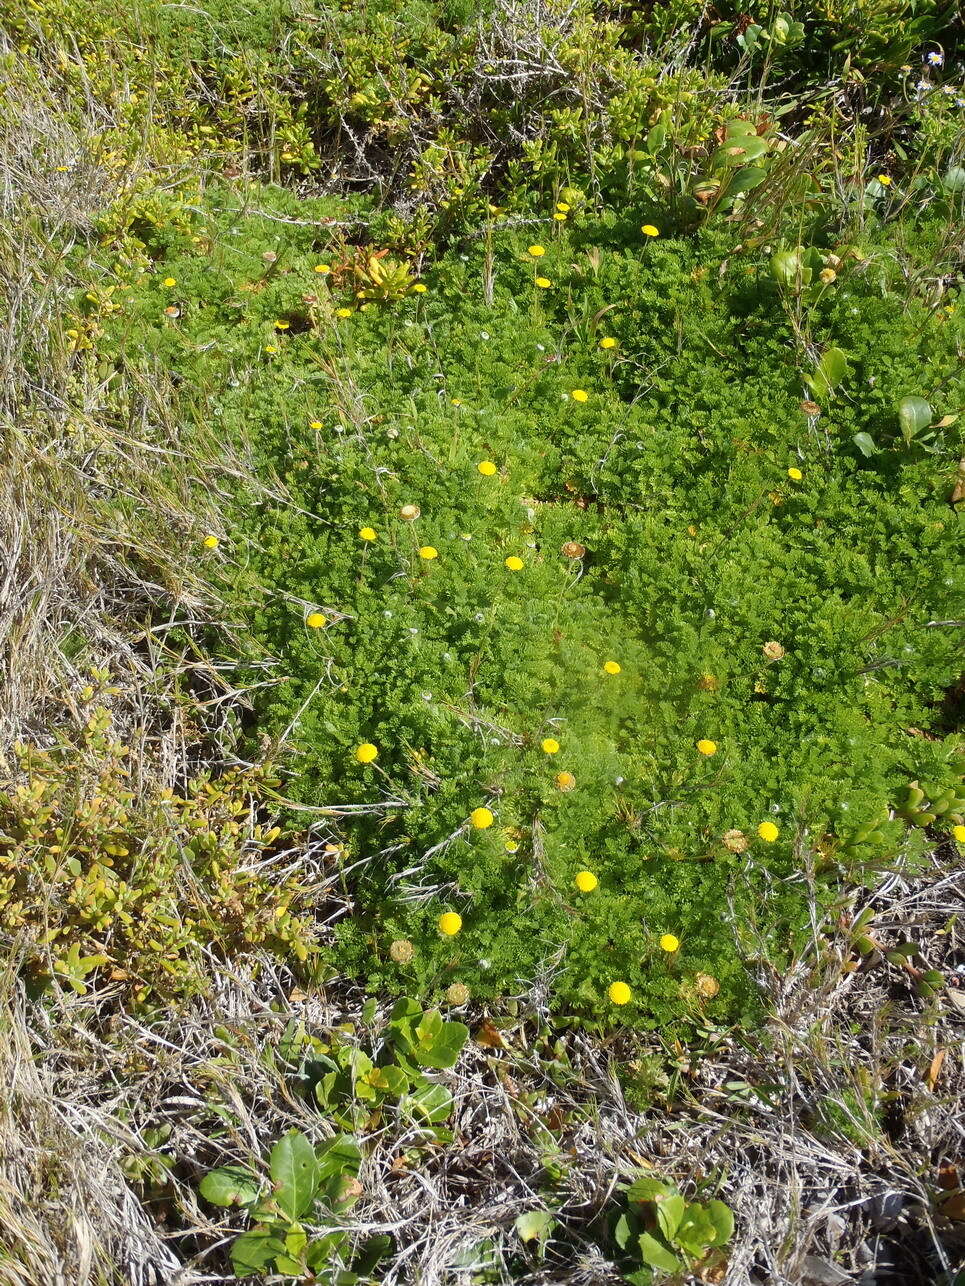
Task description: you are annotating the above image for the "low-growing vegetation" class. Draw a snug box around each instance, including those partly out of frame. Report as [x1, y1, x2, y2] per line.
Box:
[0, 0, 963, 1281]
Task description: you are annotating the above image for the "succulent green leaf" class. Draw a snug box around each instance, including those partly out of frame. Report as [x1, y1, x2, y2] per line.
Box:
[199, 1166, 261, 1208]
[269, 1131, 320, 1220]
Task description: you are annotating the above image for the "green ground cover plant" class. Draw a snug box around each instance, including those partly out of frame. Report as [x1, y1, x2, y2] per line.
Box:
[72, 172, 964, 1028]
[2, 2, 965, 1280]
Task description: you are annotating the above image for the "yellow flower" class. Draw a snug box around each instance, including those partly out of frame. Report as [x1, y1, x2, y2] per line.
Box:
[202, 535, 219, 550]
[570, 389, 588, 403]
[505, 840, 519, 853]
[600, 336, 618, 349]
[952, 824, 965, 843]
[309, 420, 323, 429]
[555, 771, 576, 791]
[757, 821, 779, 842]
[438, 911, 462, 936]
[355, 742, 378, 764]
[556, 201, 570, 212]
[446, 982, 470, 1004]
[659, 933, 680, 953]
[411, 283, 427, 293]
[451, 398, 462, 406]
[314, 263, 332, 274]
[575, 870, 598, 892]
[359, 527, 377, 541]
[553, 212, 567, 222]
[336, 307, 354, 318]
[504, 555, 524, 571]
[535, 276, 552, 288]
[696, 739, 717, 756]
[418, 545, 438, 560]
[274, 319, 290, 330]
[608, 981, 631, 1005]
[470, 806, 494, 829]
[787, 466, 803, 481]
[306, 612, 327, 628]
[541, 738, 560, 754]
[264, 345, 278, 354]
[698, 673, 719, 691]
[877, 175, 891, 186]
[477, 460, 497, 476]
[162, 276, 176, 287]
[527, 245, 546, 257]
[603, 660, 621, 675]
[641, 225, 659, 237]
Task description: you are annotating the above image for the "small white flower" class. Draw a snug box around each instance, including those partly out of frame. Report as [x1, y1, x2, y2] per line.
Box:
[926, 50, 944, 66]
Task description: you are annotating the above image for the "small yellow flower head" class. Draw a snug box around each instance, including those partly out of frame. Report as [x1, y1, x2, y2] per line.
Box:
[355, 742, 378, 764]
[504, 840, 520, 853]
[641, 224, 659, 237]
[660, 933, 680, 953]
[504, 555, 524, 571]
[553, 212, 567, 222]
[274, 319, 290, 330]
[162, 276, 176, 287]
[314, 263, 332, 274]
[603, 660, 621, 675]
[763, 641, 786, 660]
[418, 545, 438, 560]
[877, 174, 891, 186]
[787, 466, 803, 481]
[819, 269, 837, 285]
[202, 535, 219, 549]
[411, 282, 427, 293]
[527, 244, 546, 257]
[541, 738, 560, 754]
[608, 981, 631, 1005]
[389, 939, 415, 964]
[757, 821, 780, 842]
[723, 828, 749, 853]
[470, 806, 494, 830]
[438, 911, 462, 936]
[575, 870, 598, 892]
[556, 201, 570, 212]
[359, 526, 377, 542]
[535, 276, 552, 288]
[698, 673, 719, 691]
[696, 739, 717, 756]
[952, 824, 965, 843]
[555, 771, 576, 792]
[477, 460, 497, 476]
[306, 612, 327, 629]
[600, 336, 618, 350]
[309, 420, 323, 429]
[264, 344, 278, 353]
[336, 307, 353, 318]
[451, 398, 462, 406]
[570, 389, 589, 403]
[446, 982, 470, 1004]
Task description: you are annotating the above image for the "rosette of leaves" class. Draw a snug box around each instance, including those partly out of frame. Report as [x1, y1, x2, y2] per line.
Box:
[614, 1175, 734, 1284]
[199, 1130, 390, 1280]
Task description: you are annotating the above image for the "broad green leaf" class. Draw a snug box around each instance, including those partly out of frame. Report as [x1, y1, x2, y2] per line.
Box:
[706, 1199, 735, 1247]
[638, 1231, 684, 1273]
[944, 166, 965, 193]
[413, 1014, 469, 1069]
[614, 1211, 635, 1250]
[724, 118, 758, 138]
[230, 1229, 285, 1276]
[898, 395, 932, 444]
[626, 1176, 672, 1204]
[727, 166, 766, 194]
[852, 432, 878, 457]
[515, 1209, 556, 1243]
[819, 347, 849, 387]
[270, 1131, 320, 1220]
[623, 1270, 655, 1286]
[674, 1205, 717, 1255]
[199, 1166, 261, 1208]
[654, 1193, 686, 1243]
[316, 1134, 361, 1182]
[405, 1081, 454, 1124]
[770, 249, 805, 287]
